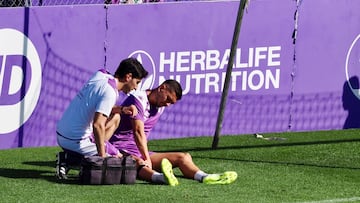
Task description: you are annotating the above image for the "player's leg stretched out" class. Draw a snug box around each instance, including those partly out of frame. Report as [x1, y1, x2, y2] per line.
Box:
[150, 152, 238, 185]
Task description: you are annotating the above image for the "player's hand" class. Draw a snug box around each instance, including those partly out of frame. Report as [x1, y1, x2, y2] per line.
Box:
[122, 105, 138, 117]
[114, 152, 123, 158]
[139, 159, 152, 169]
[143, 159, 152, 169]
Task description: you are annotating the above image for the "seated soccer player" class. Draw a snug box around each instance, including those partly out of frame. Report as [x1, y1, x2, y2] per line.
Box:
[109, 79, 237, 186]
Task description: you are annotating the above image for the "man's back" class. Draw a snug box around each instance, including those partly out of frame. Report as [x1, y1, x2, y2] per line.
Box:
[57, 70, 118, 139]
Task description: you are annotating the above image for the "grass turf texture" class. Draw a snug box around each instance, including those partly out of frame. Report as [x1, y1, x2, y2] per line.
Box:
[0, 129, 359, 203]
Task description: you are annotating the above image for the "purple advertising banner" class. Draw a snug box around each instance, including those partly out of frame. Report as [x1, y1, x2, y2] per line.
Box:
[291, 0, 360, 131]
[0, 6, 105, 148]
[105, 1, 295, 138]
[0, 0, 359, 149]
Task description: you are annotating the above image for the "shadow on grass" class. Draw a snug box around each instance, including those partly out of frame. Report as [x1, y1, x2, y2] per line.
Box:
[192, 155, 360, 170]
[152, 138, 360, 170]
[0, 168, 51, 179]
[23, 160, 55, 168]
[0, 167, 79, 184]
[152, 138, 360, 153]
[0, 160, 81, 185]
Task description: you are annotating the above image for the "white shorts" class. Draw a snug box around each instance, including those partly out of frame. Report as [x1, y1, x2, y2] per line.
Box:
[57, 135, 98, 156]
[57, 133, 119, 156]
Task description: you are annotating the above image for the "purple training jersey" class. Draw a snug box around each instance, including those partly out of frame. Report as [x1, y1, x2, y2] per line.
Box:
[109, 90, 164, 158]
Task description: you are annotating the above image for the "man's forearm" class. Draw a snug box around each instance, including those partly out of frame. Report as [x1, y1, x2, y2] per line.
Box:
[134, 131, 150, 161]
[93, 126, 106, 157]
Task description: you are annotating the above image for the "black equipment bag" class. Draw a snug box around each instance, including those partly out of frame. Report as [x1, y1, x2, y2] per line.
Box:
[79, 156, 136, 185]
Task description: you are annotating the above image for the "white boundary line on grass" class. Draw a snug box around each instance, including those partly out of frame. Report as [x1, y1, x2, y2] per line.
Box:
[295, 197, 360, 203]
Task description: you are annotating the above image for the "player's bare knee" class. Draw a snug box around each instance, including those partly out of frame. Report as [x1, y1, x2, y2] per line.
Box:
[113, 114, 121, 126]
[181, 152, 192, 163]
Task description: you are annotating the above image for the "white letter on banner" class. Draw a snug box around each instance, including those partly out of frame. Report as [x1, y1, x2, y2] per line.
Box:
[248, 47, 254, 68]
[268, 46, 281, 66]
[254, 47, 268, 67]
[192, 74, 205, 94]
[221, 71, 226, 92]
[265, 69, 280, 89]
[231, 71, 242, 92]
[182, 74, 191, 94]
[236, 48, 253, 68]
[176, 51, 190, 72]
[241, 70, 248, 91]
[205, 73, 219, 93]
[220, 49, 230, 70]
[206, 50, 220, 70]
[248, 70, 264, 90]
[159, 52, 175, 72]
[191, 51, 206, 71]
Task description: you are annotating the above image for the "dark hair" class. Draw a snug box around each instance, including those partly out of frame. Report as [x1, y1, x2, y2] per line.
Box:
[114, 58, 148, 79]
[163, 79, 183, 100]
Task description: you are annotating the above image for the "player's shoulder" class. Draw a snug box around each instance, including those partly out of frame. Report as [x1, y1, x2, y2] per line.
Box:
[129, 90, 148, 109]
[90, 69, 112, 80]
[130, 90, 148, 101]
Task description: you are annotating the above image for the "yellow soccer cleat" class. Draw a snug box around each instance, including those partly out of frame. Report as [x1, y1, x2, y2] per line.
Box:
[161, 158, 179, 186]
[202, 171, 238, 185]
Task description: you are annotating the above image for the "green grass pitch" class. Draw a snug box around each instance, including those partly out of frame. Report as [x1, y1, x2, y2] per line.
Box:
[0, 129, 359, 203]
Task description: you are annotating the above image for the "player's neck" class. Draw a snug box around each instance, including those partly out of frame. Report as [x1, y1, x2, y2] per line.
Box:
[115, 78, 124, 91]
